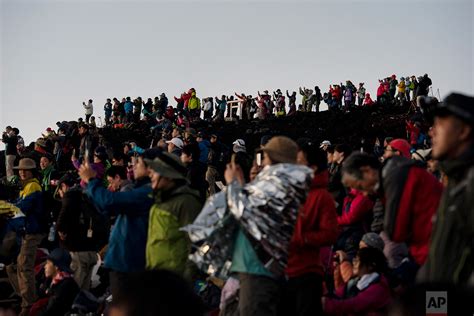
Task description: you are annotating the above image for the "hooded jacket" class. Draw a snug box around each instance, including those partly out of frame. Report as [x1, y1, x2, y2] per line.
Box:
[286, 170, 339, 278]
[188, 92, 201, 110]
[146, 184, 202, 273]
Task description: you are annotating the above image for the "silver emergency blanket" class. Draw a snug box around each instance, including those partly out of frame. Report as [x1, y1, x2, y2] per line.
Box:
[182, 163, 313, 278]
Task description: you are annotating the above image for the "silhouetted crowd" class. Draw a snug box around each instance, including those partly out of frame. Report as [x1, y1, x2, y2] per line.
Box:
[1, 74, 473, 316]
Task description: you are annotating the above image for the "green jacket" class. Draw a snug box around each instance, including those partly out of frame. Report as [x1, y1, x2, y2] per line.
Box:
[146, 184, 202, 274]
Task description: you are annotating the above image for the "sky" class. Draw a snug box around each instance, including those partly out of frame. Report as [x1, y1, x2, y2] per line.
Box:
[1, 0, 473, 148]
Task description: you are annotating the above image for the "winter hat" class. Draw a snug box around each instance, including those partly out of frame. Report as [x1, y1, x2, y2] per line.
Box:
[13, 158, 36, 170]
[145, 152, 187, 180]
[435, 92, 474, 125]
[262, 136, 298, 164]
[388, 139, 411, 158]
[361, 232, 385, 252]
[166, 137, 184, 149]
[47, 248, 73, 273]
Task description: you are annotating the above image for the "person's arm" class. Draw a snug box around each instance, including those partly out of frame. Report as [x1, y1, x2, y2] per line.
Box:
[85, 178, 152, 216]
[337, 193, 374, 226]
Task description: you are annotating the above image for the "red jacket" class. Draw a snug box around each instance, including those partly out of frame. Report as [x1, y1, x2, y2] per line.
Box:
[406, 121, 420, 146]
[286, 170, 339, 277]
[383, 158, 443, 265]
[338, 189, 374, 227]
[376, 84, 385, 97]
[324, 275, 392, 316]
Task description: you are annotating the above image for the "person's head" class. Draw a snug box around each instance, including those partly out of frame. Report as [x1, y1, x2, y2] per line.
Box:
[146, 152, 188, 191]
[112, 152, 127, 166]
[90, 116, 95, 122]
[333, 144, 352, 164]
[352, 247, 387, 277]
[44, 248, 73, 279]
[297, 138, 328, 173]
[78, 123, 89, 136]
[261, 136, 298, 166]
[40, 155, 53, 170]
[14, 158, 36, 181]
[133, 148, 161, 180]
[341, 153, 382, 195]
[109, 270, 204, 316]
[383, 137, 394, 148]
[319, 140, 332, 151]
[166, 137, 184, 153]
[12, 127, 19, 135]
[56, 173, 77, 199]
[431, 93, 474, 160]
[126, 96, 131, 102]
[383, 139, 411, 160]
[94, 146, 108, 164]
[172, 127, 182, 139]
[5, 126, 12, 133]
[232, 139, 246, 153]
[88, 99, 93, 103]
[359, 232, 385, 252]
[210, 134, 218, 143]
[181, 144, 200, 165]
[106, 165, 127, 191]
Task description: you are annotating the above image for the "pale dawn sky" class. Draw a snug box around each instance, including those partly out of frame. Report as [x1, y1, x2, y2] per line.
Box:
[1, 0, 473, 148]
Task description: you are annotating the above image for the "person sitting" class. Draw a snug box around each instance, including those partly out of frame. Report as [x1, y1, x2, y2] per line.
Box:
[30, 248, 80, 316]
[323, 247, 392, 316]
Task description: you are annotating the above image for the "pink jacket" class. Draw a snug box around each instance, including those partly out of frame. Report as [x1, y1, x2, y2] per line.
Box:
[325, 276, 392, 316]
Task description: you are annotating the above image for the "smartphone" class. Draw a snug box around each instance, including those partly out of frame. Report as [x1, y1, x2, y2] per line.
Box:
[256, 152, 262, 167]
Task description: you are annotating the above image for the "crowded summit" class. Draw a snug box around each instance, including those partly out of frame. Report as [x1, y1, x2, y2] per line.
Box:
[1, 74, 473, 316]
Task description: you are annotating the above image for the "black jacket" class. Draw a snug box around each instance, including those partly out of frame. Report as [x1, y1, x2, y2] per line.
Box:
[2, 133, 18, 156]
[39, 277, 79, 316]
[56, 188, 108, 252]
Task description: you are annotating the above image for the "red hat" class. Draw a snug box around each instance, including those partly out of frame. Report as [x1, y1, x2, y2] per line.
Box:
[391, 74, 396, 78]
[388, 139, 411, 158]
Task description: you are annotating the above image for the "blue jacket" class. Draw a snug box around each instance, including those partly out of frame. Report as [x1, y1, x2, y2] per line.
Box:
[86, 177, 153, 273]
[198, 140, 211, 164]
[11, 178, 47, 235]
[124, 101, 134, 114]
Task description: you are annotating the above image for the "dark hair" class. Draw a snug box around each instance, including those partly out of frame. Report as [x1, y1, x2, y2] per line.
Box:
[113, 151, 127, 162]
[341, 152, 381, 180]
[356, 247, 387, 274]
[182, 144, 200, 162]
[112, 270, 204, 316]
[297, 138, 328, 172]
[106, 165, 127, 180]
[140, 148, 162, 160]
[326, 145, 335, 154]
[234, 152, 253, 183]
[335, 143, 353, 158]
[12, 128, 20, 135]
[88, 99, 93, 103]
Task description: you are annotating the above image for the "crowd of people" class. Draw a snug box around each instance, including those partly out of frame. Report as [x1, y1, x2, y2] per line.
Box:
[1, 73, 473, 316]
[83, 74, 433, 128]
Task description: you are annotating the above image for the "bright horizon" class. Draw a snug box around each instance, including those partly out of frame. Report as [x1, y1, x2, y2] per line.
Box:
[1, 0, 473, 148]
